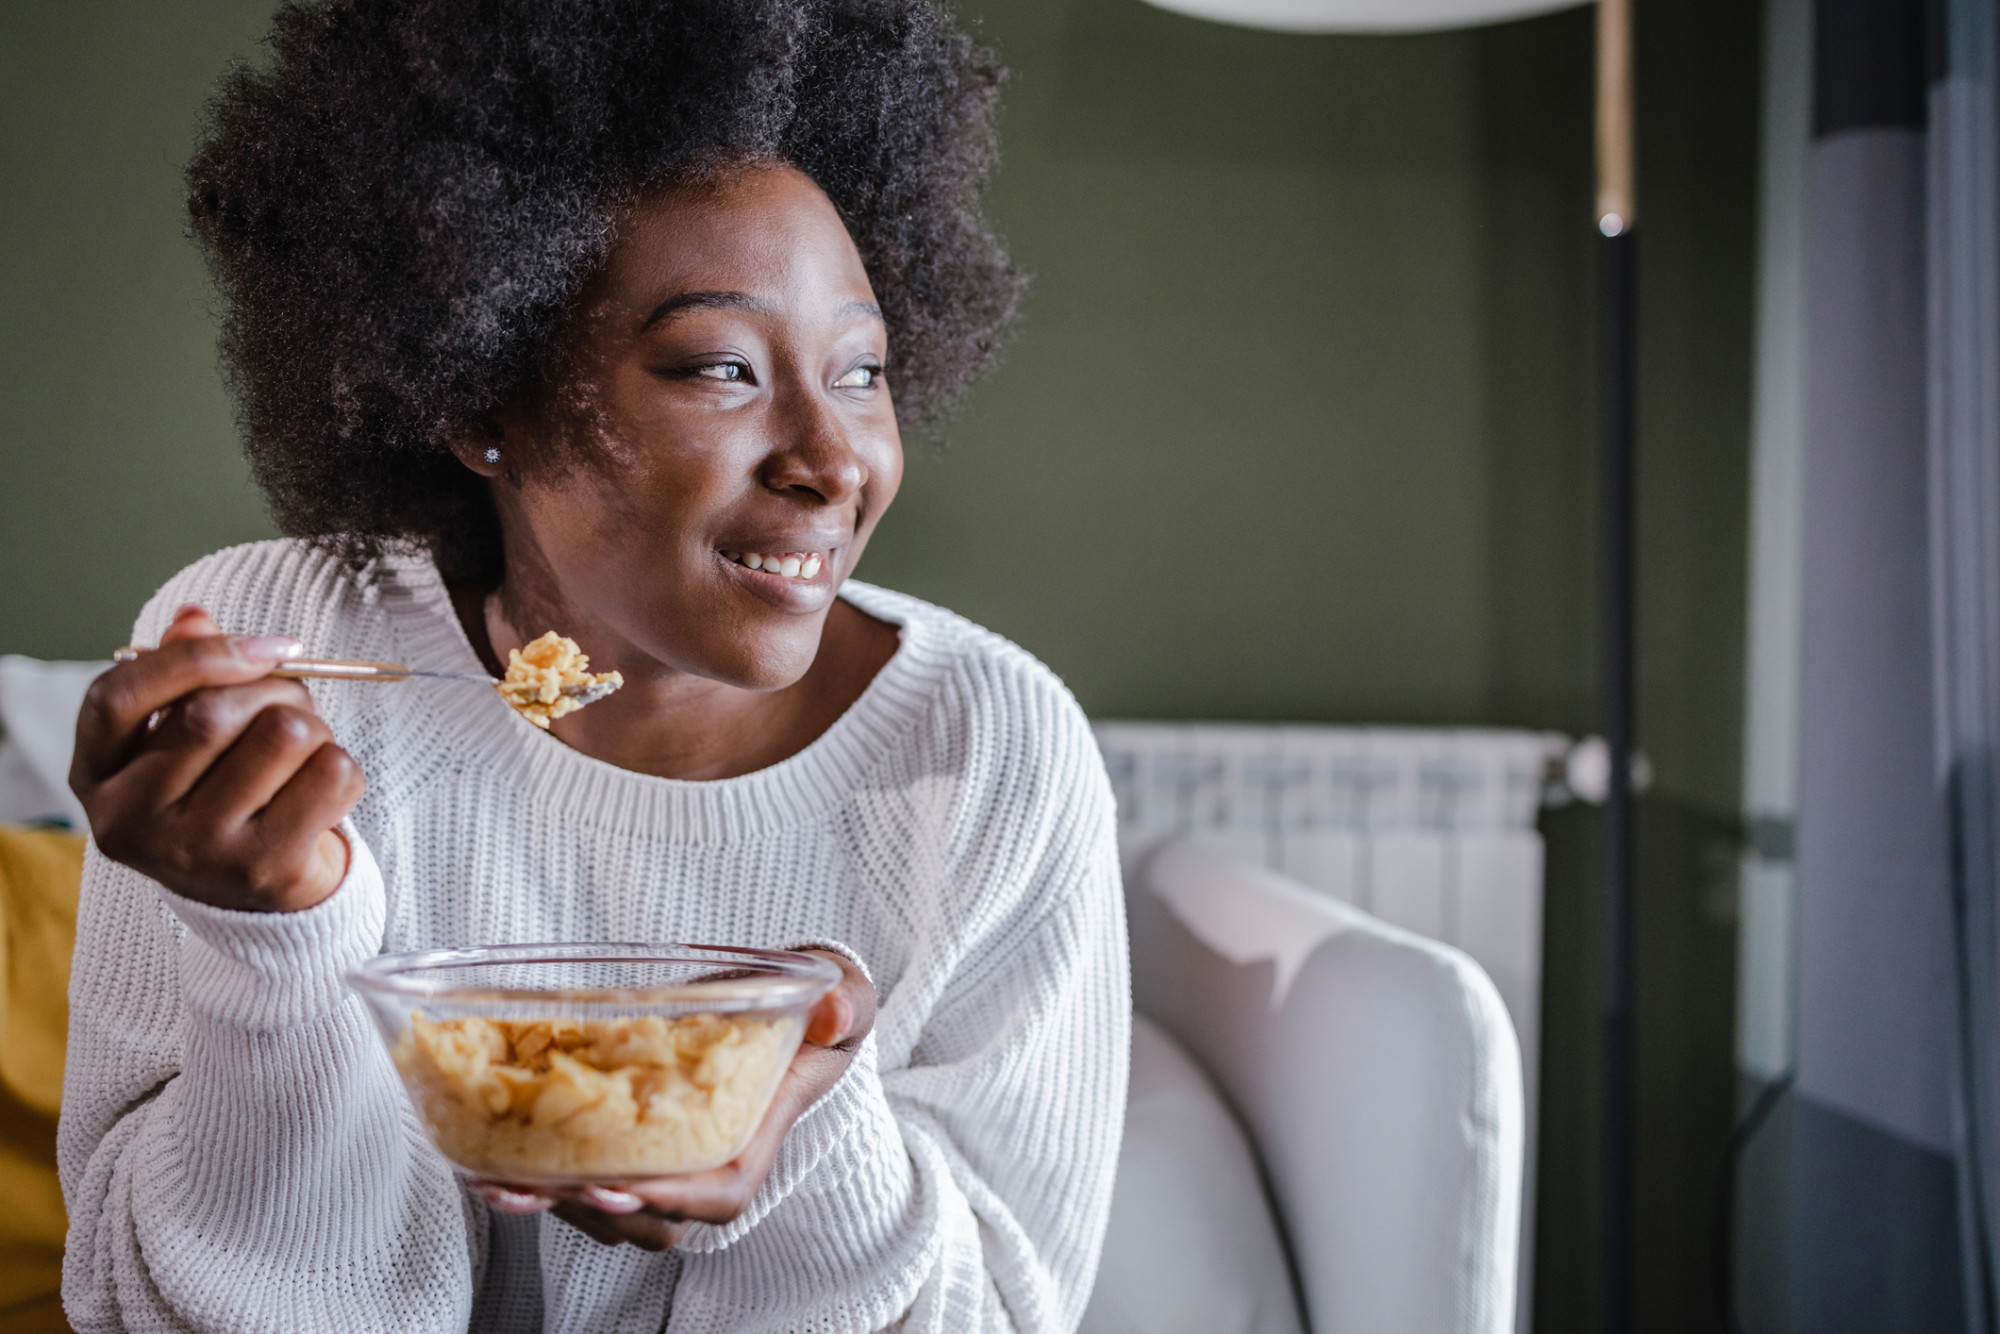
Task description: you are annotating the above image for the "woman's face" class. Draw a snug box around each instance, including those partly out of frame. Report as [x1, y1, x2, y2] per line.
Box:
[481, 164, 903, 692]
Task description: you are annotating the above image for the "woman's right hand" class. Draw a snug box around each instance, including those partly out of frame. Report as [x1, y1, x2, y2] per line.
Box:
[70, 604, 366, 913]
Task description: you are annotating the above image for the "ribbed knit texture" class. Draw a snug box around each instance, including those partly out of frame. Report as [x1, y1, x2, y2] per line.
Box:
[58, 540, 1129, 1334]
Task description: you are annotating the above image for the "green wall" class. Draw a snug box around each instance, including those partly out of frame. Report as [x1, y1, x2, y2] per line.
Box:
[0, 1, 281, 658]
[869, 3, 1602, 737]
[0, 2, 1760, 1331]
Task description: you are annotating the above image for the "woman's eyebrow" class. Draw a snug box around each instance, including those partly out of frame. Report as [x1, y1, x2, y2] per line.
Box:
[640, 292, 883, 330]
[642, 289, 764, 330]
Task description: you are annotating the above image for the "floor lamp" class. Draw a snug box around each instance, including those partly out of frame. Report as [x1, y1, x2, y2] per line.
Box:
[1130, 0, 1636, 1329]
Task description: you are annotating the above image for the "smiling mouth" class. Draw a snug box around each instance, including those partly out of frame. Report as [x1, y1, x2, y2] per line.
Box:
[723, 550, 825, 581]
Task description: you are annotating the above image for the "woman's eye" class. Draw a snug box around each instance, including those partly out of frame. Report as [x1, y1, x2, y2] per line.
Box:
[695, 362, 748, 382]
[833, 364, 880, 389]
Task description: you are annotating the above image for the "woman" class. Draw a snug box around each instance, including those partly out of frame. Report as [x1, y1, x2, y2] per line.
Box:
[57, 2, 1128, 1330]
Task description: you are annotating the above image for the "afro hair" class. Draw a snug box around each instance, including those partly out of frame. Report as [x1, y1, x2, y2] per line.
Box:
[187, 0, 1023, 581]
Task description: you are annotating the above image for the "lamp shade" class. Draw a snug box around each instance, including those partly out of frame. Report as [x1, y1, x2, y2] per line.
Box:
[1137, 0, 1584, 34]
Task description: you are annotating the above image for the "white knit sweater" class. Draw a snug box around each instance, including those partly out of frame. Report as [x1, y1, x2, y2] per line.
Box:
[58, 540, 1129, 1334]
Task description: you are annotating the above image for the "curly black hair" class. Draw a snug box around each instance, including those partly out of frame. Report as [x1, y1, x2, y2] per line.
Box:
[187, 0, 1022, 581]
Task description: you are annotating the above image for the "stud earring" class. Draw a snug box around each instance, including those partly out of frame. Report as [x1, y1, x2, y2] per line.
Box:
[482, 446, 502, 465]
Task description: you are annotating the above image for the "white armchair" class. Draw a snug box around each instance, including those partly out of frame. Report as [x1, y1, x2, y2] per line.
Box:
[1084, 839, 1524, 1334]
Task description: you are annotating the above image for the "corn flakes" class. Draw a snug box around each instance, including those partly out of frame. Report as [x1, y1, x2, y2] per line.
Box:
[393, 1011, 796, 1180]
[495, 632, 623, 729]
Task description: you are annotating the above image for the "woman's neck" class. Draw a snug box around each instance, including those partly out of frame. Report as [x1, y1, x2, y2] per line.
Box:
[447, 576, 899, 781]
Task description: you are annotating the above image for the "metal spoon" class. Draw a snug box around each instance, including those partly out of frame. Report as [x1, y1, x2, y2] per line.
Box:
[111, 648, 621, 704]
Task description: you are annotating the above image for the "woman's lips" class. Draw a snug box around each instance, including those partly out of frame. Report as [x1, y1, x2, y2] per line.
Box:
[716, 546, 838, 610]
[722, 549, 823, 581]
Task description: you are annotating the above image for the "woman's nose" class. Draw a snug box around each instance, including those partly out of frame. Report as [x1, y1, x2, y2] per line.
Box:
[760, 389, 867, 505]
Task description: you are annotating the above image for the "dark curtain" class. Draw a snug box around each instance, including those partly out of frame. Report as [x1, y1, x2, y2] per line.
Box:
[1785, 0, 1998, 1331]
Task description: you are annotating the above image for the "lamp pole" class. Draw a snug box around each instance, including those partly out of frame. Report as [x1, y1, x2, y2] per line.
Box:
[1595, 0, 1638, 1330]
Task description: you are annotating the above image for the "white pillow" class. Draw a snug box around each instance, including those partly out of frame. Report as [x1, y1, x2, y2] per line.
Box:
[0, 655, 105, 828]
[1079, 1014, 1305, 1334]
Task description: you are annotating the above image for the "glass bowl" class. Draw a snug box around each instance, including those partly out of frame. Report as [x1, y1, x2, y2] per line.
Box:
[348, 943, 840, 1185]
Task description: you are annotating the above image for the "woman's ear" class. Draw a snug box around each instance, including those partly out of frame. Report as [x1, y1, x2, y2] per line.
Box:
[448, 416, 509, 479]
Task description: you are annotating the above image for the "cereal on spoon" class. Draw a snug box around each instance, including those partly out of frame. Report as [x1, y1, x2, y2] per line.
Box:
[496, 632, 624, 728]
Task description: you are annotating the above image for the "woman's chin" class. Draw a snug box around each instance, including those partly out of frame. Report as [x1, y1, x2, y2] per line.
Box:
[683, 628, 829, 696]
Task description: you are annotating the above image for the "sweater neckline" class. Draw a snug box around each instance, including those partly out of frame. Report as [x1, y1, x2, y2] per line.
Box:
[366, 553, 948, 841]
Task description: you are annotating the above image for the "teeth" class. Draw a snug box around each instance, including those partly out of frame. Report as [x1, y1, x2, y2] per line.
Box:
[729, 551, 826, 580]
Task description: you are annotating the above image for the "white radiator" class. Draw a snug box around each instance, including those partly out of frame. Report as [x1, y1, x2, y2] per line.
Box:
[1094, 722, 1572, 1334]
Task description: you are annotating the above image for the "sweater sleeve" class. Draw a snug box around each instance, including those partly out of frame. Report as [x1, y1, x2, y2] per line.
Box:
[662, 663, 1131, 1334]
[57, 830, 482, 1333]
[57, 565, 481, 1334]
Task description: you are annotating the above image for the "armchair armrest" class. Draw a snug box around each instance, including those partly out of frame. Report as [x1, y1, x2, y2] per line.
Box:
[1131, 838, 1523, 1334]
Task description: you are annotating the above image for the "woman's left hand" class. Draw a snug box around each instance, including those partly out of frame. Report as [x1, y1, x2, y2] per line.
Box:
[470, 950, 876, 1250]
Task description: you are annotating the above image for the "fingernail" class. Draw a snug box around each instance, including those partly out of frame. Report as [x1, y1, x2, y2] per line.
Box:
[477, 1186, 551, 1214]
[583, 1186, 644, 1212]
[229, 634, 303, 662]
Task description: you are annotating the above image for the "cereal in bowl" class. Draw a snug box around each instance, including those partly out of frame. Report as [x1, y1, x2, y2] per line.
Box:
[394, 1011, 796, 1180]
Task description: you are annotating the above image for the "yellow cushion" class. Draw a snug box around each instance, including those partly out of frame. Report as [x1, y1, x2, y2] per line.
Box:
[0, 824, 84, 1333]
